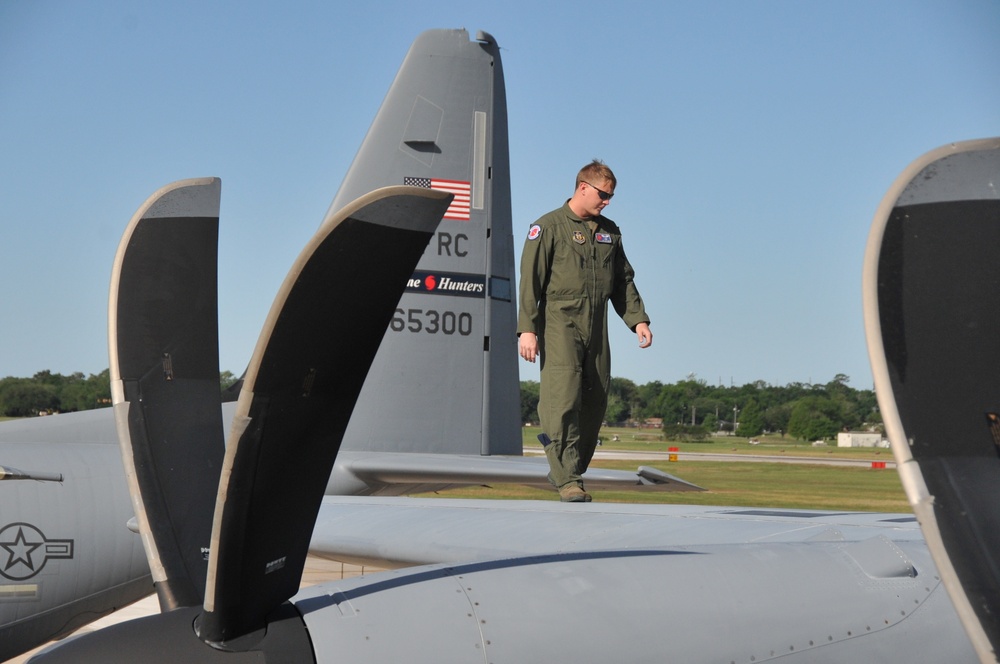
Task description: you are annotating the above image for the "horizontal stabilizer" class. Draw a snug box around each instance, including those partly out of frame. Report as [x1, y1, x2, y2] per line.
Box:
[328, 452, 704, 496]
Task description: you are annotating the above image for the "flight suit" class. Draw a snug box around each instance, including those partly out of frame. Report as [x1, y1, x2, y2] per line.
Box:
[518, 203, 649, 489]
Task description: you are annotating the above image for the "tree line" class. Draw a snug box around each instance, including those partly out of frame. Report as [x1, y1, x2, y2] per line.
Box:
[0, 370, 113, 416]
[0, 370, 242, 417]
[520, 373, 881, 442]
[2, 369, 878, 443]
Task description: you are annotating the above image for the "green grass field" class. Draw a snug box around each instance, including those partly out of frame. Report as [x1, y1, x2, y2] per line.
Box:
[416, 425, 910, 513]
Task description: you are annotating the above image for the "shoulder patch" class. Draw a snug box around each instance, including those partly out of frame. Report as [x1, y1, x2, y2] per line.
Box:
[595, 232, 613, 244]
[527, 224, 542, 240]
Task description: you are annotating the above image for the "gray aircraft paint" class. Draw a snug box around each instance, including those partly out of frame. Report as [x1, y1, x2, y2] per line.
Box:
[327, 29, 520, 459]
[308, 498, 927, 568]
[296, 537, 968, 663]
[864, 137, 1000, 663]
[0, 439, 150, 662]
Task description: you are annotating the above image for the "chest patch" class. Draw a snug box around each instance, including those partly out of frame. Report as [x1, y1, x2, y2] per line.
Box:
[572, 230, 586, 245]
[595, 232, 612, 244]
[527, 224, 541, 240]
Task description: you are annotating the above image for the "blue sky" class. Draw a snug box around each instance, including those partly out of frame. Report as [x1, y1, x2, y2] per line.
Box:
[1, 0, 997, 389]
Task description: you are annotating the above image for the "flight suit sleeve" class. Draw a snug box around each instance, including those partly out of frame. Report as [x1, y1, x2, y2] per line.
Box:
[610, 238, 650, 331]
[517, 221, 552, 335]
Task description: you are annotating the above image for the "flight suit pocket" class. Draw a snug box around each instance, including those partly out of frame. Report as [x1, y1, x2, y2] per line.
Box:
[546, 295, 586, 330]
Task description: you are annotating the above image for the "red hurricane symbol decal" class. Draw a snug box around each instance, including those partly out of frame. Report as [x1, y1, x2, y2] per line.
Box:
[424, 275, 437, 290]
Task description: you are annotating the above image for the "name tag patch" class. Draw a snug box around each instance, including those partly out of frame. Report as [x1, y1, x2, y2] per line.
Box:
[595, 232, 612, 244]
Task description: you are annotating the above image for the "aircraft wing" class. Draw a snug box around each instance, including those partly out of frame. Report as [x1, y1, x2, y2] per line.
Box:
[0, 436, 151, 662]
[309, 495, 922, 568]
[328, 451, 703, 495]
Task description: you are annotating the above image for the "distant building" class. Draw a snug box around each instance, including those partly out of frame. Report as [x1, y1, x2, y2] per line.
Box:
[837, 431, 887, 448]
[643, 417, 663, 429]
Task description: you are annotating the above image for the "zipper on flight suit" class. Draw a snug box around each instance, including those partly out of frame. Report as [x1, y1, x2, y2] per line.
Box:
[588, 226, 598, 306]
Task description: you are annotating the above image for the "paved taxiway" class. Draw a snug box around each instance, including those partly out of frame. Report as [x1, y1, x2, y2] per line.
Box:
[526, 447, 897, 468]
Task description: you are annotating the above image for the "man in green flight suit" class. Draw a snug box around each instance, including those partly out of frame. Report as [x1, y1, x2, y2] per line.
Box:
[518, 160, 652, 502]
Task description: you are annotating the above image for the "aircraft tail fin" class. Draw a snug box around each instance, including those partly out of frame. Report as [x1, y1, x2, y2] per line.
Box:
[327, 28, 520, 460]
[864, 137, 1000, 662]
[108, 177, 225, 611]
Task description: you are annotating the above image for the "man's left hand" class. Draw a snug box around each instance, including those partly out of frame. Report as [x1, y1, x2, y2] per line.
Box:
[636, 323, 653, 348]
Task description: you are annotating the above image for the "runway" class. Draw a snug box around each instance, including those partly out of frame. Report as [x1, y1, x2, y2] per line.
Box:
[525, 447, 896, 468]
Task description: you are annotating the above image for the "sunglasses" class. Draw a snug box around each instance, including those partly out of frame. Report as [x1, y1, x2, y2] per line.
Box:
[583, 181, 614, 201]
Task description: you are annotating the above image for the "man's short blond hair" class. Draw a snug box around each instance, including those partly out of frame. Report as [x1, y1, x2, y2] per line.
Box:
[576, 159, 617, 189]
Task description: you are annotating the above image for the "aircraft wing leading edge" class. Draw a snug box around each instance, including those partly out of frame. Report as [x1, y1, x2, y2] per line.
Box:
[308, 496, 923, 568]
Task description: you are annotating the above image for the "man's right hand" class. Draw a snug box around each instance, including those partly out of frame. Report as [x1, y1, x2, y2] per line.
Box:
[518, 332, 539, 363]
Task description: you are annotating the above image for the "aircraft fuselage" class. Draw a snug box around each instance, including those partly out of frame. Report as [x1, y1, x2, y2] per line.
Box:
[0, 430, 150, 661]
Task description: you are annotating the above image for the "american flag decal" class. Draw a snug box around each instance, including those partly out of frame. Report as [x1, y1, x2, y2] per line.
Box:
[404, 177, 471, 220]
